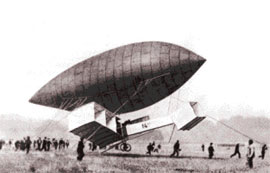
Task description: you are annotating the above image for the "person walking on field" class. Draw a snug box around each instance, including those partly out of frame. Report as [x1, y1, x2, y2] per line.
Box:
[77, 137, 85, 161]
[246, 139, 255, 168]
[37, 137, 42, 151]
[230, 143, 241, 158]
[59, 138, 65, 150]
[154, 144, 161, 153]
[25, 136, 32, 154]
[208, 143, 214, 159]
[66, 140, 69, 148]
[47, 138, 52, 151]
[201, 144, 205, 152]
[259, 144, 267, 160]
[170, 140, 181, 157]
[146, 142, 154, 155]
[52, 138, 58, 150]
[42, 137, 47, 151]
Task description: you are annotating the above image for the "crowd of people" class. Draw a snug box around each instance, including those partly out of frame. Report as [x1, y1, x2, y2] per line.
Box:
[32, 137, 69, 151]
[14, 136, 32, 153]
[146, 141, 161, 155]
[11, 136, 70, 153]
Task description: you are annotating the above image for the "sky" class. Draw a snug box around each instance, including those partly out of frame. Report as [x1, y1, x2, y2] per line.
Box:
[1, 0, 270, 120]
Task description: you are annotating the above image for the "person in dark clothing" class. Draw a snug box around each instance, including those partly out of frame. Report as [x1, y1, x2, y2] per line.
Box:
[37, 137, 42, 151]
[0, 140, 3, 150]
[25, 136, 32, 154]
[170, 140, 180, 157]
[208, 143, 214, 159]
[47, 138, 52, 151]
[53, 138, 58, 150]
[77, 137, 85, 161]
[66, 140, 69, 148]
[230, 143, 241, 158]
[154, 144, 161, 153]
[59, 138, 65, 150]
[201, 144, 205, 152]
[146, 142, 154, 155]
[15, 140, 20, 151]
[42, 137, 47, 151]
[259, 144, 267, 160]
[20, 139, 26, 151]
[246, 139, 255, 168]
[116, 117, 122, 135]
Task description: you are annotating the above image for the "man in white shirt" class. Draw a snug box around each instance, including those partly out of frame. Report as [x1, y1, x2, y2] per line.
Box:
[246, 139, 255, 168]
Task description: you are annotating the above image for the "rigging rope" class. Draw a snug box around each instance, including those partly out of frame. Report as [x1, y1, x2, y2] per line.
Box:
[36, 97, 88, 137]
[170, 96, 263, 144]
[167, 95, 174, 143]
[206, 114, 263, 144]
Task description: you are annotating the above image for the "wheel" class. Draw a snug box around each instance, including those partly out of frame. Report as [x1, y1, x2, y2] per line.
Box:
[120, 143, 132, 152]
[125, 143, 131, 152]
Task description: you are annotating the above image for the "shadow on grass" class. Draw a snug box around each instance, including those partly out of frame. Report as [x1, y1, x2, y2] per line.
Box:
[174, 168, 199, 172]
[102, 152, 226, 160]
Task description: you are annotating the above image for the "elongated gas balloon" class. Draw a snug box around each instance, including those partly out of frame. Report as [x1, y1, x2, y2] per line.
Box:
[29, 41, 206, 114]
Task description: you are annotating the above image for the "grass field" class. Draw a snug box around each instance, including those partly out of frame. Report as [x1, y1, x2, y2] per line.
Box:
[0, 141, 269, 172]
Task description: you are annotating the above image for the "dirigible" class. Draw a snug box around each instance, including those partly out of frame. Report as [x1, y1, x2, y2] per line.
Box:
[29, 41, 206, 114]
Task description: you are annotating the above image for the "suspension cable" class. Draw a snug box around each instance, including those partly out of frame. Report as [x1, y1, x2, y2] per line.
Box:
[206, 114, 263, 144]
[36, 97, 88, 137]
[170, 96, 264, 144]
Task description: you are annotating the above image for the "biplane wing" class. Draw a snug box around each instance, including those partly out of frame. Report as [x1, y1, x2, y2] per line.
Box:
[71, 121, 123, 148]
[69, 102, 125, 148]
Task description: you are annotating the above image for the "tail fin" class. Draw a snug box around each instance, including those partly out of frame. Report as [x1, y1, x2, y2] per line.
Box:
[189, 102, 204, 117]
[171, 102, 205, 130]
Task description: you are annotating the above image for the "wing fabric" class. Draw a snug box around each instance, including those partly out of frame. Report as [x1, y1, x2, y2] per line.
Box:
[70, 121, 123, 148]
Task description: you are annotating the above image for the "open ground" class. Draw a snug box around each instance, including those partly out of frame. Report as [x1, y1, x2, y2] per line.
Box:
[0, 141, 269, 173]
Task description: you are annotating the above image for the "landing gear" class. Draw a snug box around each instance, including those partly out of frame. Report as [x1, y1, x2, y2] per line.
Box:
[120, 142, 131, 152]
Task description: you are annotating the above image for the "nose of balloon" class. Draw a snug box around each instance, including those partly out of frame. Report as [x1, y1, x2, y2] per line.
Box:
[187, 53, 206, 74]
[29, 92, 42, 105]
[197, 55, 206, 68]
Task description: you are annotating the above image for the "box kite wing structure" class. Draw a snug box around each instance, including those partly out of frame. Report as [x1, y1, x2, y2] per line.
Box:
[69, 101, 205, 149]
[71, 121, 123, 148]
[69, 103, 124, 148]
